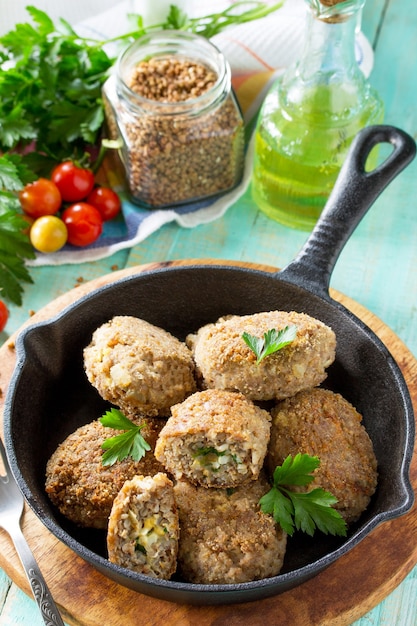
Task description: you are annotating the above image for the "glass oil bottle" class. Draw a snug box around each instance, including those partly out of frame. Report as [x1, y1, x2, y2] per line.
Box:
[251, 0, 384, 230]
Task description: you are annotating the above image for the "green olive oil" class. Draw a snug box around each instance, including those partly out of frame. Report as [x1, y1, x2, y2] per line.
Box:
[252, 82, 384, 230]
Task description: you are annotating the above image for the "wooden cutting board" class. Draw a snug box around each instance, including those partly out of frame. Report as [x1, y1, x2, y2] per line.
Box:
[1, 260, 416, 626]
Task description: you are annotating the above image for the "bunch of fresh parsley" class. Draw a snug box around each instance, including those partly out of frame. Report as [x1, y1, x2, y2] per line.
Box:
[0, 7, 113, 305]
[0, 7, 113, 172]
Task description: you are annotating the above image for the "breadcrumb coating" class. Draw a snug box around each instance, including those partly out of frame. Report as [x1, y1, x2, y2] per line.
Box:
[84, 316, 196, 417]
[174, 475, 287, 584]
[45, 417, 165, 529]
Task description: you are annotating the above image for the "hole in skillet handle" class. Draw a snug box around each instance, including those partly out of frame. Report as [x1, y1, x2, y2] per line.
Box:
[279, 125, 416, 297]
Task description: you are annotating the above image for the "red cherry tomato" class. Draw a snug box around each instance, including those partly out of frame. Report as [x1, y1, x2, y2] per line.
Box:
[87, 186, 121, 221]
[19, 178, 61, 218]
[0, 300, 9, 332]
[51, 161, 95, 202]
[61, 203, 103, 247]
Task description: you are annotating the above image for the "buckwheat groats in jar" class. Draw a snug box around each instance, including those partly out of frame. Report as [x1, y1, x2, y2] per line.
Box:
[102, 31, 244, 208]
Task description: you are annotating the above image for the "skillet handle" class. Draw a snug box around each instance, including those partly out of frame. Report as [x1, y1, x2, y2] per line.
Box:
[278, 125, 416, 298]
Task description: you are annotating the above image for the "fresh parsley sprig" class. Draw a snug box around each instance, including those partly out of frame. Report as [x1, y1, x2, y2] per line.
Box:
[260, 454, 348, 537]
[242, 325, 297, 365]
[99, 408, 151, 467]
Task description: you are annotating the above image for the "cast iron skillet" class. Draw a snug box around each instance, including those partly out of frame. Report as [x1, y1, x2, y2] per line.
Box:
[4, 125, 416, 605]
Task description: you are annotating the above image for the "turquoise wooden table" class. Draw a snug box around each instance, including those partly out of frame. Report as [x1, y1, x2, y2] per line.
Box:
[1, 0, 416, 624]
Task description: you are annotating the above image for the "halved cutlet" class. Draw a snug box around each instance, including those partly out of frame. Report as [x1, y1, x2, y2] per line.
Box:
[107, 473, 179, 579]
[154, 389, 271, 488]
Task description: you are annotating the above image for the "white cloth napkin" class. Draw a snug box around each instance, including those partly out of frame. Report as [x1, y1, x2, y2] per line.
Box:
[28, 0, 374, 266]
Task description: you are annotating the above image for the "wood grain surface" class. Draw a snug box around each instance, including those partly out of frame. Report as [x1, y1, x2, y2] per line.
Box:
[0, 260, 416, 626]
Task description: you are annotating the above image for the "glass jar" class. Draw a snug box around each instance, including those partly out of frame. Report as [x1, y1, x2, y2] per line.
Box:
[251, 0, 384, 230]
[103, 31, 245, 209]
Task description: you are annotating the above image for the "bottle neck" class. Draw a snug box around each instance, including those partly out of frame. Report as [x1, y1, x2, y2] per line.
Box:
[277, 0, 370, 116]
[294, 5, 363, 83]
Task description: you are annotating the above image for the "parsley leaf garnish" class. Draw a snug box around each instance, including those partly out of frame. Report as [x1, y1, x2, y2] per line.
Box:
[259, 454, 348, 537]
[242, 325, 297, 364]
[99, 408, 151, 467]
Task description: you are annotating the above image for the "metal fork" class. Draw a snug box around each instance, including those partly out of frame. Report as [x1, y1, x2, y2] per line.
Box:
[0, 438, 65, 626]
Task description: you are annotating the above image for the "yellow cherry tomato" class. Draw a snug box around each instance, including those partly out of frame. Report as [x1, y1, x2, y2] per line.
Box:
[30, 215, 68, 253]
